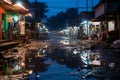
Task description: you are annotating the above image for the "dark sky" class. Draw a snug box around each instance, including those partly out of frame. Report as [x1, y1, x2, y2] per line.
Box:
[29, 0, 99, 17]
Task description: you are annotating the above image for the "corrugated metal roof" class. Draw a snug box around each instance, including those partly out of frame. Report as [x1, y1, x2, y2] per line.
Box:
[0, 0, 30, 15]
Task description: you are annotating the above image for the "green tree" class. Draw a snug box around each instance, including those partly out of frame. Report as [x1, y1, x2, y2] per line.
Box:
[32, 2, 48, 22]
[47, 12, 66, 30]
[65, 8, 78, 27]
[47, 8, 78, 31]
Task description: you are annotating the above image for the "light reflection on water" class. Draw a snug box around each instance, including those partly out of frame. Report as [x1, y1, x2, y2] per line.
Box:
[29, 37, 120, 80]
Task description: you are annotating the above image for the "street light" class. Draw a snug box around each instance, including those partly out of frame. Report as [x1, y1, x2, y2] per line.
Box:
[14, 2, 29, 11]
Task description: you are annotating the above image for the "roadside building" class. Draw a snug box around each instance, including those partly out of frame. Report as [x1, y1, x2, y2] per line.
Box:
[78, 11, 98, 39]
[93, 0, 120, 42]
[0, 0, 31, 40]
[0, 0, 31, 75]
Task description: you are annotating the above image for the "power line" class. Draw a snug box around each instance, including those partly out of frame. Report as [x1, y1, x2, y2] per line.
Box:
[31, 0, 95, 9]
[47, 5, 93, 9]
[31, 0, 99, 6]
[49, 6, 91, 9]
[46, 2, 93, 8]
[39, 0, 93, 5]
[44, 1, 76, 4]
[48, 6, 70, 9]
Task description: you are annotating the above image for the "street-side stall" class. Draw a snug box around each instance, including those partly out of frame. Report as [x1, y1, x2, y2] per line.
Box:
[93, 0, 120, 42]
[0, 0, 31, 41]
[5, 11, 20, 40]
[0, 0, 31, 76]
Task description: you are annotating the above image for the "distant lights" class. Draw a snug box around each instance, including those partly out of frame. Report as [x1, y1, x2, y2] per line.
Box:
[43, 25, 45, 28]
[81, 20, 91, 24]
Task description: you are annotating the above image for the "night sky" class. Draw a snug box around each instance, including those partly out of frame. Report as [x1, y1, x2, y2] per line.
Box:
[29, 0, 99, 17]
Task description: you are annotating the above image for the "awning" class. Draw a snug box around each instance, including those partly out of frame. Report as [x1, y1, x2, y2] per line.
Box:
[0, 0, 30, 15]
[91, 8, 120, 22]
[91, 13, 116, 22]
[91, 17, 103, 22]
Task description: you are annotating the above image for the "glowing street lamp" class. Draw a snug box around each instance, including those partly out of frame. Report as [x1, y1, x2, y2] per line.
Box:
[14, 2, 29, 11]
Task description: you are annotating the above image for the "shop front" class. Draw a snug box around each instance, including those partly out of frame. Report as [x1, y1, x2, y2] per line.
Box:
[93, 0, 120, 41]
[0, 0, 31, 40]
[81, 21, 100, 39]
[3, 11, 20, 40]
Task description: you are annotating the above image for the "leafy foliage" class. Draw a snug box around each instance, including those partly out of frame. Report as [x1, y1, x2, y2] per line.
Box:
[47, 12, 66, 30]
[47, 8, 78, 30]
[32, 2, 48, 21]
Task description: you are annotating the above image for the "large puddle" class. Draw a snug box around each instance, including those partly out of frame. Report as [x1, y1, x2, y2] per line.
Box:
[28, 36, 120, 80]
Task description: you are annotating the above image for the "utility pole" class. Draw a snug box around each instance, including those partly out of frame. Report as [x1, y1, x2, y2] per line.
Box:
[76, 1, 80, 39]
[86, 0, 89, 66]
[76, 1, 78, 27]
[35, 0, 38, 2]
[86, 0, 88, 37]
[34, 0, 40, 22]
[91, 0, 93, 9]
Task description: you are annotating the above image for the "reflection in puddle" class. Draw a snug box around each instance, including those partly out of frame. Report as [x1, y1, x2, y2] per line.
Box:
[80, 50, 101, 66]
[30, 37, 120, 80]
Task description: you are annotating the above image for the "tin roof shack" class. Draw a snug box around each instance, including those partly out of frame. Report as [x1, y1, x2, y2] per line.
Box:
[93, 0, 120, 42]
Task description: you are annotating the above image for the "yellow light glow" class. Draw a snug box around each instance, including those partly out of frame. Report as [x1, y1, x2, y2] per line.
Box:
[4, 0, 12, 4]
[92, 60, 101, 66]
[25, 69, 33, 74]
[14, 2, 29, 11]
[25, 13, 32, 17]
[21, 62, 25, 67]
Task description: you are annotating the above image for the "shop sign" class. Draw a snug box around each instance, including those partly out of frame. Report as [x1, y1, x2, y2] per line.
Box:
[108, 21, 115, 31]
[19, 21, 25, 35]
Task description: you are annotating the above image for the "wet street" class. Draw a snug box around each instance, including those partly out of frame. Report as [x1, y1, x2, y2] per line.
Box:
[0, 36, 120, 80]
[1, 0, 120, 80]
[28, 36, 120, 80]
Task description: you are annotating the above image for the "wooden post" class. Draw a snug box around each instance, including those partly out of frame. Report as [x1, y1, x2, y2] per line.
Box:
[0, 14, 2, 40]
